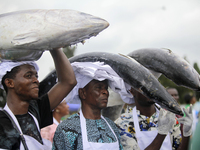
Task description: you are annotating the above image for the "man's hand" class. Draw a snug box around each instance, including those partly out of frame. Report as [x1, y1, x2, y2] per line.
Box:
[177, 105, 193, 137]
[158, 108, 175, 135]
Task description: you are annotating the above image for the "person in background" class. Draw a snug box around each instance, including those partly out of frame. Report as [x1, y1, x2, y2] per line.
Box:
[115, 87, 193, 150]
[166, 87, 180, 103]
[41, 99, 70, 143]
[184, 93, 197, 107]
[166, 87, 183, 135]
[184, 93, 199, 132]
[53, 61, 133, 150]
[0, 48, 77, 149]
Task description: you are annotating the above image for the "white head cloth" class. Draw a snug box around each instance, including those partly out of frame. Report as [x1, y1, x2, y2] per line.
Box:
[0, 61, 39, 89]
[65, 61, 134, 104]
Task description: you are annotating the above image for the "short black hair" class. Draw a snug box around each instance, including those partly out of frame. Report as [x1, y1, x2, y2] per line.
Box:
[184, 93, 194, 104]
[2, 66, 21, 93]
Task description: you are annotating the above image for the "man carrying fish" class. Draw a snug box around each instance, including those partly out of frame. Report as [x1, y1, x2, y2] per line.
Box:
[115, 87, 193, 150]
[0, 48, 77, 149]
[52, 61, 133, 150]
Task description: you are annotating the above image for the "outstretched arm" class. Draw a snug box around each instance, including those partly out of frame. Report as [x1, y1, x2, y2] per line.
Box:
[48, 48, 77, 110]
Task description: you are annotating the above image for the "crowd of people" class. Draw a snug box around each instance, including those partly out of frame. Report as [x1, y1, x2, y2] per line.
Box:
[0, 46, 199, 150]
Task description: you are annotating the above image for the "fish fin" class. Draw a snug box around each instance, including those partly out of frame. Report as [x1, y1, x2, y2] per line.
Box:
[12, 32, 40, 46]
[162, 48, 172, 53]
[119, 53, 136, 61]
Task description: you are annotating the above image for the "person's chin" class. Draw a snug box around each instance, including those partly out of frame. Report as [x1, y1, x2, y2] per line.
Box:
[32, 94, 39, 100]
[101, 103, 108, 109]
[147, 101, 155, 105]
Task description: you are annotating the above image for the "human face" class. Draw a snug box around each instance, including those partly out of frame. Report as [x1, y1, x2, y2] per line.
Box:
[59, 100, 70, 116]
[167, 88, 179, 102]
[83, 79, 109, 109]
[190, 96, 197, 105]
[12, 64, 39, 101]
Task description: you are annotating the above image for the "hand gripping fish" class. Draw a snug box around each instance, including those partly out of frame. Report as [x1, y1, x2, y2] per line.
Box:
[39, 52, 184, 116]
[128, 48, 200, 91]
[0, 9, 109, 61]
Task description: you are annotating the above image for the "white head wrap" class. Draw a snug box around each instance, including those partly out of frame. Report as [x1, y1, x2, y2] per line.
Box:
[65, 61, 134, 104]
[0, 61, 39, 89]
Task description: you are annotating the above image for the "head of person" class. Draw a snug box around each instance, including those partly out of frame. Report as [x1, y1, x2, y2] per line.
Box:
[64, 61, 133, 109]
[130, 87, 155, 107]
[184, 93, 197, 105]
[79, 79, 109, 110]
[166, 87, 179, 102]
[0, 61, 39, 100]
[54, 99, 70, 117]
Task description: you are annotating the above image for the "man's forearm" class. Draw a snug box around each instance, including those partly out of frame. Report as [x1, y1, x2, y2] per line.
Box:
[48, 48, 77, 110]
[177, 136, 190, 150]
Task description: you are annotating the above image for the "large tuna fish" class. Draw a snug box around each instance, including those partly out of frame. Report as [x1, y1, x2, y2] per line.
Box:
[128, 48, 200, 91]
[0, 9, 109, 61]
[39, 52, 184, 116]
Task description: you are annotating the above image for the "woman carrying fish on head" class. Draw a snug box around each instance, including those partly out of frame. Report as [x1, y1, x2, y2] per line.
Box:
[0, 48, 77, 149]
[52, 61, 134, 150]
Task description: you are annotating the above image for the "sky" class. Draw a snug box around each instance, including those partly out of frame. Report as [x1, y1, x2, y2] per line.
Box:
[1, 0, 200, 81]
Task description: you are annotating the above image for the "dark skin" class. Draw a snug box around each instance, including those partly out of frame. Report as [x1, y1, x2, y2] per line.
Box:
[130, 87, 190, 150]
[78, 79, 109, 120]
[166, 88, 179, 102]
[4, 48, 77, 115]
[5, 64, 39, 115]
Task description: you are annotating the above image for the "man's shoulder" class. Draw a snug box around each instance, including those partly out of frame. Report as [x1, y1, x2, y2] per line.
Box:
[57, 113, 80, 130]
[0, 110, 12, 124]
[115, 112, 133, 121]
[114, 112, 133, 129]
[0, 110, 20, 149]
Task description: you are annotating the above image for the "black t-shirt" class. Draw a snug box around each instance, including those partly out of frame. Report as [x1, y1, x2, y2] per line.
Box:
[16, 113, 43, 144]
[0, 94, 53, 149]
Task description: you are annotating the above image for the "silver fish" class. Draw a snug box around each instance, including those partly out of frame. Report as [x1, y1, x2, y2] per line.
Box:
[39, 52, 184, 116]
[128, 48, 200, 91]
[0, 9, 109, 61]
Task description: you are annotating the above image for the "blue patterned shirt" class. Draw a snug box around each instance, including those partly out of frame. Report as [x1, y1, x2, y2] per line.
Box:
[52, 113, 123, 150]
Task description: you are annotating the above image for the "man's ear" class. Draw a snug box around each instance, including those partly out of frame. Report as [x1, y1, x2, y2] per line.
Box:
[78, 88, 86, 100]
[130, 87, 135, 96]
[4, 78, 14, 89]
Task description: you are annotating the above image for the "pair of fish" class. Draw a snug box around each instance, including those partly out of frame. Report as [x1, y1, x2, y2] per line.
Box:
[39, 52, 185, 116]
[39, 49, 200, 117]
[0, 9, 109, 61]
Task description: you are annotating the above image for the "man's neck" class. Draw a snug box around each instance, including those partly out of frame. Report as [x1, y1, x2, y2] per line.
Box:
[136, 104, 156, 118]
[6, 94, 30, 115]
[81, 105, 101, 120]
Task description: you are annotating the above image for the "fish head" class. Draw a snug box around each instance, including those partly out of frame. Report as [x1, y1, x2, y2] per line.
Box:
[140, 85, 184, 116]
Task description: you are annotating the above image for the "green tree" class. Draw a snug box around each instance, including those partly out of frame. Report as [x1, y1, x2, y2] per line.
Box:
[193, 62, 200, 101]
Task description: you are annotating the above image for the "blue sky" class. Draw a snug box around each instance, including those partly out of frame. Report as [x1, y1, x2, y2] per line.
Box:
[1, 0, 200, 81]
